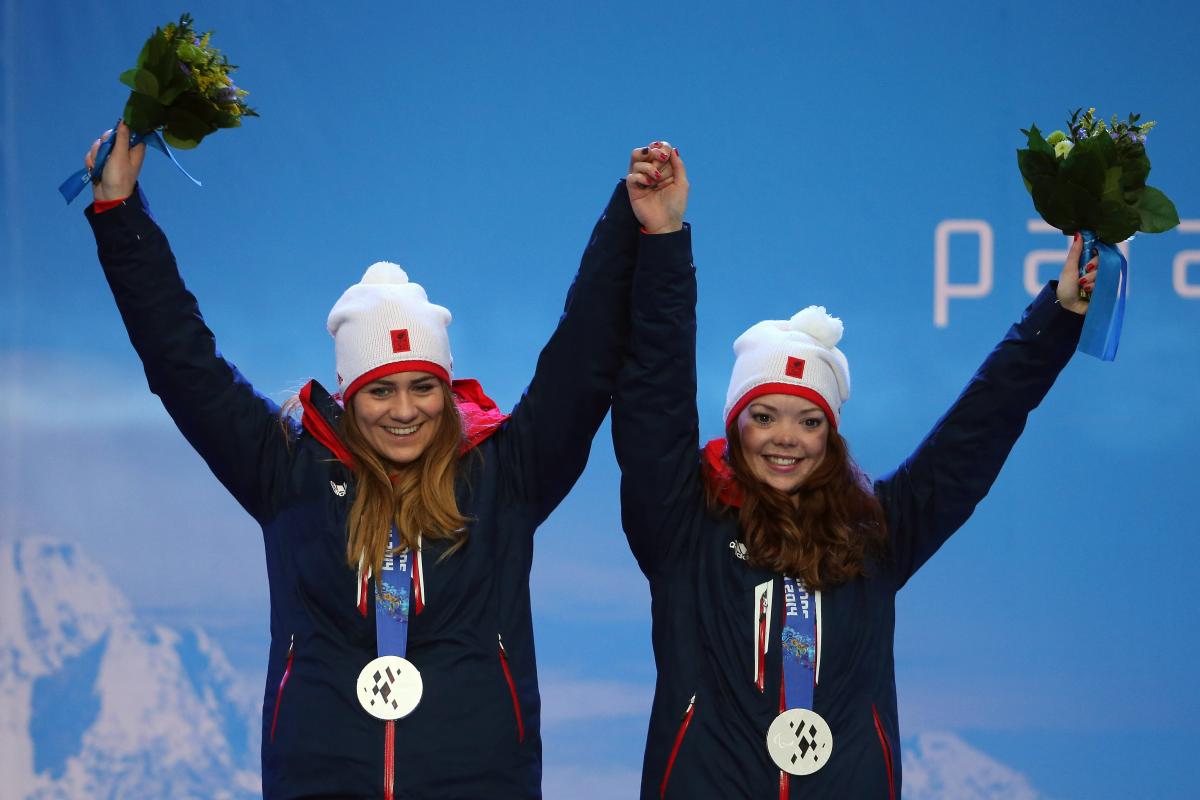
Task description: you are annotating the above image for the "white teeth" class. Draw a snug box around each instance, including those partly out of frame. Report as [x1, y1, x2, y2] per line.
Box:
[384, 425, 419, 436]
[766, 456, 799, 466]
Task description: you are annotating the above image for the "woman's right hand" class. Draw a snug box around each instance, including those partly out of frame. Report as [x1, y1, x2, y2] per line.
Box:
[85, 121, 146, 202]
[627, 141, 688, 234]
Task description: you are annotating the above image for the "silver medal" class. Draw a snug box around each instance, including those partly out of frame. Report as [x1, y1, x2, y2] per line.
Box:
[766, 707, 833, 775]
[356, 655, 423, 720]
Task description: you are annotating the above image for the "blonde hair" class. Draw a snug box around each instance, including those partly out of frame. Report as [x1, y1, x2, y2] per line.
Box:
[340, 382, 469, 576]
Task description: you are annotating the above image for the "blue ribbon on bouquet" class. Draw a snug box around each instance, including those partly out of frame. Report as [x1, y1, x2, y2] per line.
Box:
[1076, 229, 1127, 362]
[58, 126, 201, 204]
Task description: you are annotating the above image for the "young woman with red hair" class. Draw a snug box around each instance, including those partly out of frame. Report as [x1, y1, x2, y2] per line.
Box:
[613, 148, 1095, 798]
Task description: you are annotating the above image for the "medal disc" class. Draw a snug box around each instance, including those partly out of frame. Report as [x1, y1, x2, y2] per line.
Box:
[356, 655, 423, 720]
[766, 708, 833, 775]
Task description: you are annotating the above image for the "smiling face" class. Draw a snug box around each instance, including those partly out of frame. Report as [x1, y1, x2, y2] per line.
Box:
[735, 393, 830, 497]
[349, 371, 447, 467]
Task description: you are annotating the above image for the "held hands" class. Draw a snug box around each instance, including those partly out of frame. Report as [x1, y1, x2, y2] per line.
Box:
[85, 121, 145, 203]
[627, 141, 688, 234]
[1056, 233, 1098, 315]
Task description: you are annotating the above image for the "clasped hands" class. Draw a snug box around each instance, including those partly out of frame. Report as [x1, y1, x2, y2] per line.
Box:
[627, 141, 687, 235]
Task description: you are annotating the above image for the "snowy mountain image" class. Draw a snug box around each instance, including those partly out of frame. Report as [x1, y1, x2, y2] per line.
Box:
[0, 537, 1045, 800]
[902, 732, 1041, 800]
[0, 539, 260, 800]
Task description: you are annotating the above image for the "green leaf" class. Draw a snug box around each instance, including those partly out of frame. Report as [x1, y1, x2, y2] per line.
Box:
[164, 105, 216, 144]
[1061, 141, 1106, 199]
[1030, 175, 1080, 233]
[1024, 124, 1054, 156]
[158, 85, 186, 105]
[1095, 201, 1141, 243]
[122, 91, 166, 133]
[133, 69, 160, 98]
[134, 36, 152, 68]
[1016, 148, 1057, 192]
[1101, 167, 1124, 205]
[118, 69, 138, 89]
[1087, 130, 1117, 166]
[1137, 186, 1181, 233]
[1119, 152, 1150, 194]
[161, 130, 200, 149]
[145, 28, 170, 64]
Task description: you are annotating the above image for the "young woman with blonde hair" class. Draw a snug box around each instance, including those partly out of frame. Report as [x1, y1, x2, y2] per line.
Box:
[82, 122, 675, 799]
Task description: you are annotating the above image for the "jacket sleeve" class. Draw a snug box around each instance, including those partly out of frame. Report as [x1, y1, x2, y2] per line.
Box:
[610, 224, 700, 577]
[875, 282, 1083, 588]
[498, 180, 640, 523]
[86, 188, 294, 523]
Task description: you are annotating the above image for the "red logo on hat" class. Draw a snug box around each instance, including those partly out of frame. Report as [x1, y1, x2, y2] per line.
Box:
[390, 329, 411, 353]
[785, 356, 806, 379]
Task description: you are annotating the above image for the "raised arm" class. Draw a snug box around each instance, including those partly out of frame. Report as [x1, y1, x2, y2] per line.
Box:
[877, 236, 1095, 586]
[496, 164, 644, 523]
[611, 147, 701, 576]
[84, 123, 292, 522]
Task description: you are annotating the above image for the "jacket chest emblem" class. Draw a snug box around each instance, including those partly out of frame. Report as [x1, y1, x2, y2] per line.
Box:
[330, 480, 347, 497]
[729, 540, 749, 561]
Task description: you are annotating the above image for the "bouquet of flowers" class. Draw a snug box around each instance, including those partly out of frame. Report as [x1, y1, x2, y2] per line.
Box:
[1016, 109, 1178, 361]
[59, 13, 256, 203]
[1017, 108, 1177, 243]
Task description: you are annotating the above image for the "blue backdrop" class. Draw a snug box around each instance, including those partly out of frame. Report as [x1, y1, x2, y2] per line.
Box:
[2, 2, 1198, 798]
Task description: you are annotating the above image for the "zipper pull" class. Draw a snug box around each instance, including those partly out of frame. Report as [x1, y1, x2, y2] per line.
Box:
[287, 633, 295, 657]
[681, 694, 695, 720]
[498, 633, 507, 655]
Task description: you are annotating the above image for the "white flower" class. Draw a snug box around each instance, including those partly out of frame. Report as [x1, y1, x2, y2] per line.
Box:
[1054, 139, 1074, 159]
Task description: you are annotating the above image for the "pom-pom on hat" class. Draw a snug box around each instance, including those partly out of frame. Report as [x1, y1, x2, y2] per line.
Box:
[723, 305, 851, 429]
[327, 262, 453, 401]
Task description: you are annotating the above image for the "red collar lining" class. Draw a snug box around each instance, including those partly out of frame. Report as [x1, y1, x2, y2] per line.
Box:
[702, 438, 744, 508]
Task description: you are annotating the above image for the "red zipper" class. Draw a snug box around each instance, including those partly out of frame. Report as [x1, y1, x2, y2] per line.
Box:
[755, 589, 768, 692]
[872, 704, 896, 800]
[659, 695, 696, 799]
[384, 719, 396, 800]
[777, 672, 789, 799]
[497, 635, 525, 743]
[269, 634, 294, 743]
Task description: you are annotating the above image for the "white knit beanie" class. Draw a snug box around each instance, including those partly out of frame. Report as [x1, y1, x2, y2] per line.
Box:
[326, 262, 453, 400]
[723, 306, 850, 429]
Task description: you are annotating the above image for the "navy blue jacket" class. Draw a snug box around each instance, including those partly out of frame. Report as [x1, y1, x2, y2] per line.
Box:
[86, 182, 639, 799]
[612, 227, 1082, 799]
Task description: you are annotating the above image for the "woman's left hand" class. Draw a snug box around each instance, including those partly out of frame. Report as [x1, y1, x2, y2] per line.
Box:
[627, 141, 688, 234]
[1056, 234, 1097, 315]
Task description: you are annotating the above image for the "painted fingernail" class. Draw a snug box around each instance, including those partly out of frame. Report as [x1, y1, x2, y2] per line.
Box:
[659, 152, 669, 161]
[1086, 263, 1096, 273]
[674, 147, 680, 156]
[654, 169, 661, 179]
[641, 147, 649, 155]
[1073, 233, 1080, 242]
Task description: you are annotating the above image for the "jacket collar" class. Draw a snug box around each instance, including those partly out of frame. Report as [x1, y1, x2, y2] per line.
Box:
[298, 378, 510, 468]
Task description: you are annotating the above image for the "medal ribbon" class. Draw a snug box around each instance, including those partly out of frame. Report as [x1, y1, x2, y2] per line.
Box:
[1076, 229, 1127, 362]
[58, 126, 202, 204]
[779, 578, 818, 711]
[375, 525, 416, 659]
[368, 527, 423, 800]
